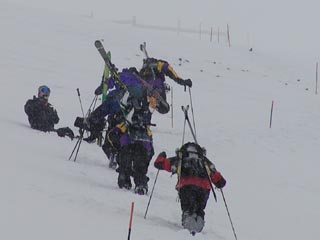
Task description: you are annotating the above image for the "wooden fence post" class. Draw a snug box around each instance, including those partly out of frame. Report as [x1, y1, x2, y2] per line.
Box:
[227, 24, 231, 47]
[316, 62, 318, 95]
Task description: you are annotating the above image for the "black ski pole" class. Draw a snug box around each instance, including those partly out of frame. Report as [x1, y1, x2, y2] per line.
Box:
[181, 105, 197, 143]
[68, 129, 84, 162]
[77, 88, 85, 117]
[144, 169, 160, 219]
[69, 90, 96, 161]
[188, 87, 197, 138]
[221, 189, 238, 240]
[86, 95, 98, 117]
[73, 130, 83, 162]
[181, 105, 189, 145]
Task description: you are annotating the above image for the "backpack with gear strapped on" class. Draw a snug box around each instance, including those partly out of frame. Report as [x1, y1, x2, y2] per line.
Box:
[178, 142, 208, 178]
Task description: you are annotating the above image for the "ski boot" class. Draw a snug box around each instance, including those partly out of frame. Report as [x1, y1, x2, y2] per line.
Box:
[108, 153, 118, 170]
[134, 185, 148, 195]
[182, 212, 204, 234]
[118, 173, 132, 190]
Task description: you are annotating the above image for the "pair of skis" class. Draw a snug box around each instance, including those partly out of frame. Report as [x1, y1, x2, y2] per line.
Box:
[94, 40, 167, 108]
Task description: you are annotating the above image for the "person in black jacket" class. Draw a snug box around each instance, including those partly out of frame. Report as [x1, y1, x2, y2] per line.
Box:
[24, 85, 74, 139]
[154, 142, 226, 234]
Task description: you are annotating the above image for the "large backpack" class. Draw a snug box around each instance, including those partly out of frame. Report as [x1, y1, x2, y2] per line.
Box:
[179, 142, 208, 178]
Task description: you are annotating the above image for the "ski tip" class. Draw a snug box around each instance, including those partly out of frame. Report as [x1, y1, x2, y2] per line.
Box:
[94, 40, 102, 48]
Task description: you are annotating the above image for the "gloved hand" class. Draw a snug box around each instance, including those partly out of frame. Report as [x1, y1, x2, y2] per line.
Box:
[211, 171, 226, 189]
[183, 79, 192, 88]
[56, 127, 75, 140]
[74, 117, 90, 131]
[154, 151, 167, 170]
[94, 85, 102, 95]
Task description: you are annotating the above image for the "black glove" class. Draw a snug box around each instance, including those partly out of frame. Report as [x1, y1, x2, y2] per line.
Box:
[94, 85, 102, 95]
[74, 117, 90, 131]
[183, 79, 192, 88]
[56, 127, 75, 140]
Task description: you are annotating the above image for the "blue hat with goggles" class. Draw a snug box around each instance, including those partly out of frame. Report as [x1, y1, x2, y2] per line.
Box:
[38, 85, 51, 99]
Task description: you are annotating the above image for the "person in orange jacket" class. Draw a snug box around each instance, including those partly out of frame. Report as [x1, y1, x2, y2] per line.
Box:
[154, 142, 226, 234]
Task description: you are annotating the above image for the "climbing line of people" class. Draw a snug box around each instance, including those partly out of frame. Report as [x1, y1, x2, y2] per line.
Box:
[24, 43, 230, 236]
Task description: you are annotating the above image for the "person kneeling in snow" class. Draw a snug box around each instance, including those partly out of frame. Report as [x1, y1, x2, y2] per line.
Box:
[154, 142, 226, 234]
[24, 85, 74, 140]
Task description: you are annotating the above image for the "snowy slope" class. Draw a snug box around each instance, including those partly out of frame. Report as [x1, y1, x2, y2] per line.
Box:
[1, 1, 320, 240]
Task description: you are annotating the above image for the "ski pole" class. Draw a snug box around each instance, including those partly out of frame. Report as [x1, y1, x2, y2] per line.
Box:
[77, 88, 85, 118]
[68, 129, 84, 162]
[181, 105, 189, 145]
[220, 189, 238, 240]
[181, 105, 197, 143]
[171, 86, 174, 128]
[188, 87, 197, 138]
[69, 92, 98, 162]
[85, 95, 98, 117]
[144, 169, 160, 219]
[127, 201, 135, 240]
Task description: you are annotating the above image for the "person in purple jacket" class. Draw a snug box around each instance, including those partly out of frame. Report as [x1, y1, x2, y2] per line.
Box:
[77, 67, 154, 194]
[139, 58, 192, 114]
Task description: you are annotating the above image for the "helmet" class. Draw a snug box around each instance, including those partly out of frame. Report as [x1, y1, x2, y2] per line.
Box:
[38, 85, 51, 99]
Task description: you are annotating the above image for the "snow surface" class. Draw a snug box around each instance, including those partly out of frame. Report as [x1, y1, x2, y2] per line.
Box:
[1, 1, 320, 240]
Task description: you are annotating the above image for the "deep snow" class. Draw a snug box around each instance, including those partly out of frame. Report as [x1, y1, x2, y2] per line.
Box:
[1, 1, 320, 240]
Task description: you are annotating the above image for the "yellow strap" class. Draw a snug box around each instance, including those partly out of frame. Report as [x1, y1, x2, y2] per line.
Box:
[177, 151, 182, 182]
[157, 61, 165, 72]
[116, 122, 127, 133]
[168, 65, 179, 78]
[146, 126, 152, 137]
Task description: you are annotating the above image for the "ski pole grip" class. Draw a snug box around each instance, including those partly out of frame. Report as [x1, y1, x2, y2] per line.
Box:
[77, 88, 80, 97]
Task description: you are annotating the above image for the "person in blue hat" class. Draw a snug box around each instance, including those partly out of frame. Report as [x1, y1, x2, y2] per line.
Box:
[25, 85, 74, 139]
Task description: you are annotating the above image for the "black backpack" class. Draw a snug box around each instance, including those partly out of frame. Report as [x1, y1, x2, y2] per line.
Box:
[179, 142, 208, 178]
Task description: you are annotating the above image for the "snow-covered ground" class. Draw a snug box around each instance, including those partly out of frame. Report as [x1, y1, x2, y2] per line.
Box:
[1, 1, 320, 239]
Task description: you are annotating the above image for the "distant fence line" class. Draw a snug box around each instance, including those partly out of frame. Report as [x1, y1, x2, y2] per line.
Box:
[111, 16, 231, 46]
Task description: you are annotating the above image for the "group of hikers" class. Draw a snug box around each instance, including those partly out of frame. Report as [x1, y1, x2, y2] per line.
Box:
[24, 50, 226, 234]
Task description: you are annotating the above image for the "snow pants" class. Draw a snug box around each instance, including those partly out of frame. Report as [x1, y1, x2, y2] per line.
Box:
[178, 185, 210, 219]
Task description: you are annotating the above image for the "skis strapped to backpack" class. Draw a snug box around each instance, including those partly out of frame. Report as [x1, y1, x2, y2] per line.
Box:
[94, 40, 127, 92]
[139, 42, 156, 80]
[132, 72, 169, 109]
[140, 42, 149, 58]
[102, 51, 111, 103]
[181, 105, 217, 202]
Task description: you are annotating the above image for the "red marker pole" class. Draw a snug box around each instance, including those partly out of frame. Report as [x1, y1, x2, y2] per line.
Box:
[270, 100, 274, 128]
[127, 202, 135, 240]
